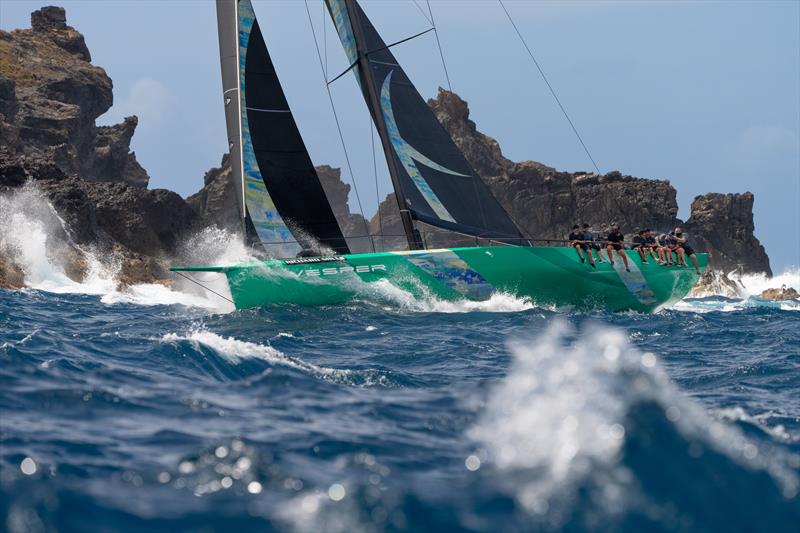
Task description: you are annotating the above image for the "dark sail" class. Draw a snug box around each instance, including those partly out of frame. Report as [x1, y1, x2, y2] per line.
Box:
[326, 0, 525, 245]
[217, 0, 350, 256]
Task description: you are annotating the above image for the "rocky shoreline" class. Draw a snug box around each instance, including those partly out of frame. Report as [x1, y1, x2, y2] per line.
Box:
[0, 7, 775, 292]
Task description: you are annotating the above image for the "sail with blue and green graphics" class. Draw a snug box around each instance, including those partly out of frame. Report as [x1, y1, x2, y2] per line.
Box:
[216, 0, 349, 256]
[173, 1, 705, 313]
[325, 0, 524, 245]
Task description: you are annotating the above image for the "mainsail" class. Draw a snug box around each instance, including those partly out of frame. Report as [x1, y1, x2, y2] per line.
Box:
[325, 0, 525, 248]
[217, 0, 350, 255]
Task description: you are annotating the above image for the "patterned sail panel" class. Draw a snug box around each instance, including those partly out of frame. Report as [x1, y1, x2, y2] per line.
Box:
[326, 0, 523, 242]
[220, 0, 350, 256]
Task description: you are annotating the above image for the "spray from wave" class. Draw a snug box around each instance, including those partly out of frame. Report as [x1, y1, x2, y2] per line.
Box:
[468, 321, 799, 526]
[160, 329, 392, 386]
[0, 186, 254, 311]
[344, 277, 539, 314]
[0, 185, 117, 294]
[677, 267, 800, 312]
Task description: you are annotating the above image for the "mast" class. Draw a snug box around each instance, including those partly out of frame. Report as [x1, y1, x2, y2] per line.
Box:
[325, 0, 525, 247]
[339, 0, 421, 250]
[216, 0, 247, 239]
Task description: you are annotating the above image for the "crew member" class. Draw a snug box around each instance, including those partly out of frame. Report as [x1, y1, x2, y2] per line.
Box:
[674, 227, 700, 273]
[645, 229, 659, 263]
[632, 230, 648, 263]
[606, 223, 630, 272]
[568, 225, 595, 267]
[583, 223, 605, 263]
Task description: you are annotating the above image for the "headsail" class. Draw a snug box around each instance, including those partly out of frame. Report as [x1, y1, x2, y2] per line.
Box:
[216, 0, 350, 256]
[325, 0, 525, 247]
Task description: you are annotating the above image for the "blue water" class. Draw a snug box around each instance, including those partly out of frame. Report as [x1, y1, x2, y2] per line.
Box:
[1, 287, 799, 532]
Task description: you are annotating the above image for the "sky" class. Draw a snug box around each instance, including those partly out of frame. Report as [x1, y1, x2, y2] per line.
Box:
[1, 0, 798, 272]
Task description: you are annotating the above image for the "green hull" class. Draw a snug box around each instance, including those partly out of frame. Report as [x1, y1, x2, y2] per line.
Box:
[171, 246, 707, 313]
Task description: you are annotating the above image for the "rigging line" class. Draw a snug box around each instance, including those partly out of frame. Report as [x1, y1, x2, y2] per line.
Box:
[303, 0, 374, 252]
[426, 0, 452, 92]
[322, 0, 327, 79]
[173, 271, 235, 305]
[326, 59, 359, 86]
[412, 0, 433, 25]
[497, 0, 601, 175]
[364, 27, 436, 56]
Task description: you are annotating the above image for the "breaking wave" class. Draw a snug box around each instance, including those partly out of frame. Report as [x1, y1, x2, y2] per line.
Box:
[160, 329, 393, 387]
[0, 186, 246, 312]
[349, 278, 539, 314]
[468, 321, 799, 527]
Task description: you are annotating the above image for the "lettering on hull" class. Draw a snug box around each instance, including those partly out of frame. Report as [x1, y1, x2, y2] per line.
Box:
[299, 264, 387, 277]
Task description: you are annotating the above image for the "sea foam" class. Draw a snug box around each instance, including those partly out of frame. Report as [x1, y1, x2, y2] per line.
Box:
[469, 321, 799, 522]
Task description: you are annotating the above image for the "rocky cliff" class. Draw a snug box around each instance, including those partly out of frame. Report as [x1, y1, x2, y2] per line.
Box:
[685, 192, 771, 276]
[0, 8, 197, 289]
[0, 6, 148, 187]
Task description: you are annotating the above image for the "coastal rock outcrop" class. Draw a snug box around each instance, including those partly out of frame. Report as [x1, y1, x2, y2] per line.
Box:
[759, 287, 799, 301]
[685, 193, 771, 276]
[185, 153, 240, 234]
[0, 7, 148, 187]
[0, 8, 195, 289]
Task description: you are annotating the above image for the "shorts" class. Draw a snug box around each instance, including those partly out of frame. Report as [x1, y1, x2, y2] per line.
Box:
[681, 244, 695, 256]
[609, 243, 624, 251]
[590, 243, 602, 251]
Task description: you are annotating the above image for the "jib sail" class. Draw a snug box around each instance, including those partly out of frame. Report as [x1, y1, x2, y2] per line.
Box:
[325, 0, 525, 248]
[217, 0, 350, 255]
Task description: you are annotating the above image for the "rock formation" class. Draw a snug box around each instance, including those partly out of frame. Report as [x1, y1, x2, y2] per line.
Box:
[185, 153, 240, 234]
[0, 6, 148, 187]
[685, 193, 771, 276]
[687, 270, 745, 299]
[759, 287, 799, 301]
[0, 8, 196, 289]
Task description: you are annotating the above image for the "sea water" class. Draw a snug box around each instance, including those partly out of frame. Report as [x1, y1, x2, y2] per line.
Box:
[1, 190, 799, 532]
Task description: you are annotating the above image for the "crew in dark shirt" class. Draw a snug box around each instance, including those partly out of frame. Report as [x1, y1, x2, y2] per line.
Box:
[583, 223, 604, 263]
[664, 232, 680, 265]
[673, 226, 700, 273]
[568, 224, 595, 267]
[606, 224, 630, 272]
[644, 229, 659, 263]
[632, 230, 648, 263]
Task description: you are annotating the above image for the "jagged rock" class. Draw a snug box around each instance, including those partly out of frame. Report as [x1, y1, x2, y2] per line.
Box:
[428, 89, 681, 243]
[685, 193, 771, 276]
[316, 165, 371, 251]
[0, 256, 25, 289]
[0, 7, 149, 187]
[116, 249, 172, 289]
[759, 287, 799, 301]
[30, 6, 91, 62]
[688, 270, 744, 298]
[86, 116, 149, 187]
[186, 153, 241, 234]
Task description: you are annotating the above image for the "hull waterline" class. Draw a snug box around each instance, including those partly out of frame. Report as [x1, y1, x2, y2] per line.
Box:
[172, 246, 706, 313]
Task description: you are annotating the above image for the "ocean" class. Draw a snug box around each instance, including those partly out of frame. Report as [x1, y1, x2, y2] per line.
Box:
[1, 190, 799, 532]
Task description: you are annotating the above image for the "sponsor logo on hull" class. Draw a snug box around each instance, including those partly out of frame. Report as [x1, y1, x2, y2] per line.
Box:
[283, 256, 345, 265]
[299, 264, 387, 277]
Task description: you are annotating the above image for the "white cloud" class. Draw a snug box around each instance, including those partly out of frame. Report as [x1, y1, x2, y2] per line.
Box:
[99, 78, 171, 131]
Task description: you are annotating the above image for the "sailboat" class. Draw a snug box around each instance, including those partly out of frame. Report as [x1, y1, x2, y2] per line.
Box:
[171, 0, 706, 313]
